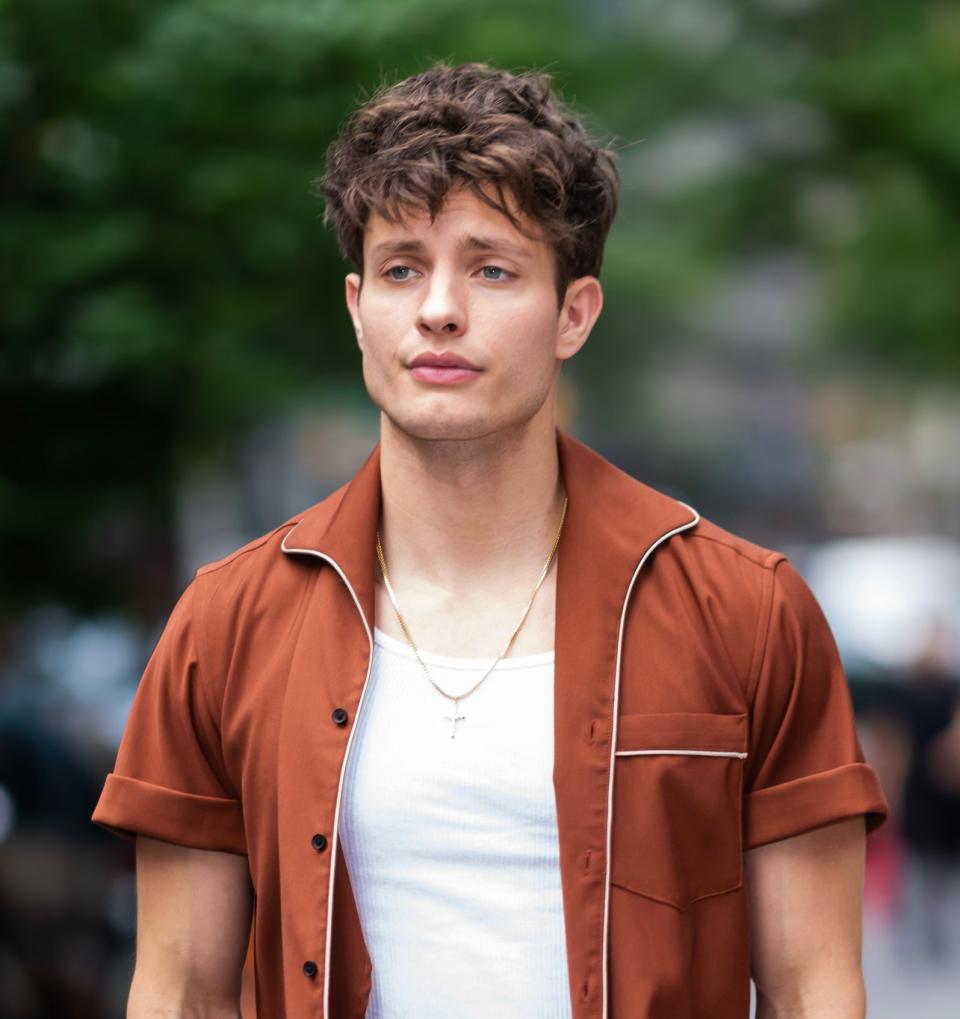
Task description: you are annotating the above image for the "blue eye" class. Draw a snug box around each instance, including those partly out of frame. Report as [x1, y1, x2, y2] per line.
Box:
[386, 265, 414, 281]
[480, 265, 509, 281]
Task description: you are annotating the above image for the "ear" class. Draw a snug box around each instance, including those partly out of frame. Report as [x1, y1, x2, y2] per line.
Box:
[345, 272, 364, 349]
[556, 276, 603, 361]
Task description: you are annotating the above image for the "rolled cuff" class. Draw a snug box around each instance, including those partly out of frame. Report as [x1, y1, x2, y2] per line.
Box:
[743, 762, 889, 850]
[91, 773, 247, 855]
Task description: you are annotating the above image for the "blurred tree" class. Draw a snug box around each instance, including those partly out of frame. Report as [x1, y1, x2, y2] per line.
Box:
[811, 0, 960, 378]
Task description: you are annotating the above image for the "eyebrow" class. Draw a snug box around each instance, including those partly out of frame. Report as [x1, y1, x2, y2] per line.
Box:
[459, 234, 531, 259]
[369, 234, 532, 261]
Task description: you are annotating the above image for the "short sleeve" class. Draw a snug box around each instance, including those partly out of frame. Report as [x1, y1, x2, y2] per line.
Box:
[742, 558, 890, 849]
[91, 575, 246, 854]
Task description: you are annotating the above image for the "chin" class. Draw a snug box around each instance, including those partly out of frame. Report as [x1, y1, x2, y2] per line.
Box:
[372, 379, 550, 444]
[384, 406, 508, 443]
[388, 400, 554, 447]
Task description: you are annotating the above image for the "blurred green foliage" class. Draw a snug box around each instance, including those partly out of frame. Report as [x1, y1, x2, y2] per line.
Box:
[2, 0, 958, 612]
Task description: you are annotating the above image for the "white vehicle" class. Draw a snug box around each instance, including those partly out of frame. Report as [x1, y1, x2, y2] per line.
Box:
[798, 535, 960, 679]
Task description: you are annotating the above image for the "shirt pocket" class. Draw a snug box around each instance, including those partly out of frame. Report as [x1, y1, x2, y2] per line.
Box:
[610, 711, 747, 911]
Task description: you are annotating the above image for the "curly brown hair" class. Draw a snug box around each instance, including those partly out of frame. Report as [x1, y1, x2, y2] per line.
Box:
[316, 62, 619, 303]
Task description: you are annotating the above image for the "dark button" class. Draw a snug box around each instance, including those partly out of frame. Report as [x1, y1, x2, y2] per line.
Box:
[303, 960, 318, 978]
[311, 832, 328, 852]
[332, 707, 349, 725]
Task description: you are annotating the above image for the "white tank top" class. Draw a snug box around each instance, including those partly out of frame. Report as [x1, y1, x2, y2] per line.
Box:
[338, 625, 573, 1018]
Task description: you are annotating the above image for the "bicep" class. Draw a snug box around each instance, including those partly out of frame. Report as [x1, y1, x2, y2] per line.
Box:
[129, 835, 253, 1014]
[745, 816, 866, 1016]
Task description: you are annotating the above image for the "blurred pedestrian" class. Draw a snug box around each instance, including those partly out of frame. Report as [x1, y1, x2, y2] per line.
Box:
[888, 621, 960, 964]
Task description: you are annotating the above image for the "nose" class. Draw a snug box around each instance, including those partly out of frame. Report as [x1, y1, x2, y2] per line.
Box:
[416, 269, 466, 338]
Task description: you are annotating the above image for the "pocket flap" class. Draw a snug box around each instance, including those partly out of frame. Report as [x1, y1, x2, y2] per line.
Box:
[615, 711, 747, 755]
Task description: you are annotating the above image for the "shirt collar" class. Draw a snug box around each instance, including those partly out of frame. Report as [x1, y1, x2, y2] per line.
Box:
[280, 426, 698, 624]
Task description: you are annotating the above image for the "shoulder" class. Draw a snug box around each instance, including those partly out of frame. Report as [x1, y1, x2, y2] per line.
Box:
[652, 508, 801, 677]
[675, 512, 845, 699]
[669, 508, 789, 599]
[680, 516, 831, 638]
[686, 514, 786, 580]
[196, 519, 298, 579]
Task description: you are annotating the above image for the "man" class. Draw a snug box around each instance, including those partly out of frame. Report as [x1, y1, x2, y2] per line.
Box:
[92, 62, 889, 1018]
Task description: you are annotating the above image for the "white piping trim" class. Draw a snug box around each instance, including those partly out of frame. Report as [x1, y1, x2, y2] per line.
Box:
[615, 749, 747, 759]
[601, 500, 700, 1019]
[281, 527, 374, 1019]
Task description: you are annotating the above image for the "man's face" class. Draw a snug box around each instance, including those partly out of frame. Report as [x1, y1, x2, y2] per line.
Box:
[344, 185, 598, 443]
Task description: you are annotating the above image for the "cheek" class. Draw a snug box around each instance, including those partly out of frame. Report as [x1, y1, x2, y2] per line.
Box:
[357, 300, 402, 358]
[495, 303, 559, 366]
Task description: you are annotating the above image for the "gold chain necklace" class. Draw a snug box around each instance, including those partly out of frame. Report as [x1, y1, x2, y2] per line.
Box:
[375, 494, 567, 739]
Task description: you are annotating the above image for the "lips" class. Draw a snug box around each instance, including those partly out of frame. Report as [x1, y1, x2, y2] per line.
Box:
[408, 351, 480, 370]
[407, 351, 482, 386]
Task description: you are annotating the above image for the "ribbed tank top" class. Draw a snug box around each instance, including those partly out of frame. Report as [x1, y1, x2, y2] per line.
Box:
[338, 626, 573, 1018]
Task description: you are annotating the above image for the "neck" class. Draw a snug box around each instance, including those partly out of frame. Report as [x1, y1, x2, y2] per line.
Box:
[377, 407, 565, 594]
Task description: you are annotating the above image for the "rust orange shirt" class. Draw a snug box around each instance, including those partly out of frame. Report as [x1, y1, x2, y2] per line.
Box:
[92, 428, 890, 1018]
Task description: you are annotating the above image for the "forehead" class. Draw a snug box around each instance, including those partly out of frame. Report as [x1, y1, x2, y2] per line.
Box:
[363, 185, 548, 259]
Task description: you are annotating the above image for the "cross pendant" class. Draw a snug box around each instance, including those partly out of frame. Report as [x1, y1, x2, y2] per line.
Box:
[443, 699, 466, 739]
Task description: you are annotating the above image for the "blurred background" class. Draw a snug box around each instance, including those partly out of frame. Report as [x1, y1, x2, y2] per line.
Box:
[2, 0, 959, 1015]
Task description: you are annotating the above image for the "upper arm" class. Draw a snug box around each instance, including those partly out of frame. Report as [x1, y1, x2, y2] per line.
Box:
[741, 559, 884, 1014]
[746, 816, 866, 1017]
[90, 575, 253, 1012]
[129, 835, 253, 1015]
[92, 574, 246, 854]
[743, 558, 889, 848]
